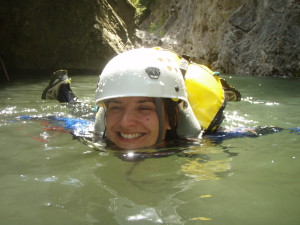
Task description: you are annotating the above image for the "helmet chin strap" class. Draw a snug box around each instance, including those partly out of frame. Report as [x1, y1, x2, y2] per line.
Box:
[154, 98, 164, 145]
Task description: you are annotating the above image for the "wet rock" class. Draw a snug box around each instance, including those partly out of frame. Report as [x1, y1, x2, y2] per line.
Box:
[0, 0, 136, 78]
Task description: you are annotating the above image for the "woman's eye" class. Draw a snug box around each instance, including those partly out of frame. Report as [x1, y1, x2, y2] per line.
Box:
[138, 106, 154, 111]
[108, 106, 122, 111]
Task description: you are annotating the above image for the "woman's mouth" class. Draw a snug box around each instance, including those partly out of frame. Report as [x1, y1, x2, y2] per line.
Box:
[119, 132, 144, 139]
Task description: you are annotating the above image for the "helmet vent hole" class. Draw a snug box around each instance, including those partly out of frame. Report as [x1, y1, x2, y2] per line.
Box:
[175, 85, 179, 92]
[145, 67, 161, 79]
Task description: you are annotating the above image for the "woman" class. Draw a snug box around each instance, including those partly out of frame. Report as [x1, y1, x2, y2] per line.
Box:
[41, 48, 284, 152]
[41, 48, 231, 150]
[40, 46, 290, 153]
[94, 48, 202, 149]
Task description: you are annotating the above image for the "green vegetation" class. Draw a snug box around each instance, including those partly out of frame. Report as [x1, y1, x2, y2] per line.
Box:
[129, 0, 166, 36]
[129, 0, 152, 8]
[129, 0, 151, 16]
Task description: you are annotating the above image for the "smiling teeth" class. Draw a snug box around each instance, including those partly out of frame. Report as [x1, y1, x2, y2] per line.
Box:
[120, 133, 143, 139]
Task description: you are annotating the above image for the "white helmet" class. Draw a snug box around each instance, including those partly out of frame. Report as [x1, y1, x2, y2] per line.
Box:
[95, 48, 188, 105]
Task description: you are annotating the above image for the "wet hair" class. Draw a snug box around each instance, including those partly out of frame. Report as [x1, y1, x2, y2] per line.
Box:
[163, 98, 180, 142]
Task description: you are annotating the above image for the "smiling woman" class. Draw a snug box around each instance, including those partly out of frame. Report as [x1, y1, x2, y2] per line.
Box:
[105, 97, 170, 149]
[41, 47, 237, 150]
[94, 48, 203, 149]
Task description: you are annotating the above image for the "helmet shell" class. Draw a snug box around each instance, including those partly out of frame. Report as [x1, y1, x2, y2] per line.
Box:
[95, 48, 188, 105]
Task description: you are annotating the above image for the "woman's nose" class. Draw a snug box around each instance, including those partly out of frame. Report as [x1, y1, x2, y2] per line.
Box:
[119, 110, 137, 127]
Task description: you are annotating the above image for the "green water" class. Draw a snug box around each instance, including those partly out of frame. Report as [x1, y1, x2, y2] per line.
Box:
[0, 75, 299, 225]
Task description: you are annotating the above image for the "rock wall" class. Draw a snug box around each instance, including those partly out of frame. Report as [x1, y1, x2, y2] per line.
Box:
[139, 0, 300, 77]
[0, 0, 136, 79]
[2, 0, 299, 79]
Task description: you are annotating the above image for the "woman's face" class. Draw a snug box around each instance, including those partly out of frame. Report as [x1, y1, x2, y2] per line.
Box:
[105, 97, 170, 149]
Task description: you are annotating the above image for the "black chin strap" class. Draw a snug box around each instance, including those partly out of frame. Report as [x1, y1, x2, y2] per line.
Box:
[154, 98, 164, 145]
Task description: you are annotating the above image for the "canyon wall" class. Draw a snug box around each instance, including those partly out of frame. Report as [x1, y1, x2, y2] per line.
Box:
[139, 0, 300, 77]
[0, 0, 136, 79]
[1, 0, 299, 80]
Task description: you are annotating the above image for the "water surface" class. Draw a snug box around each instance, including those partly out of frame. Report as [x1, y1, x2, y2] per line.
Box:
[0, 75, 299, 225]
